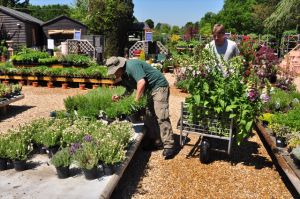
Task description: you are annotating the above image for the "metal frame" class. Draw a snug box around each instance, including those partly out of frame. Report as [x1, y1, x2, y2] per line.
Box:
[179, 102, 234, 155]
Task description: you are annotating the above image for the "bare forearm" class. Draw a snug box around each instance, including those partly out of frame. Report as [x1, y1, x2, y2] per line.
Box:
[136, 79, 146, 101]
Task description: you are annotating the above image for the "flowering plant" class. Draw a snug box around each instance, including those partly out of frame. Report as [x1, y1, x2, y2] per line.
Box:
[50, 147, 72, 167]
[39, 118, 72, 148]
[73, 135, 99, 170]
[185, 49, 263, 143]
[254, 45, 279, 83]
[6, 131, 32, 160]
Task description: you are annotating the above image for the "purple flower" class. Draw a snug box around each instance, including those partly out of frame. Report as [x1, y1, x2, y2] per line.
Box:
[83, 134, 93, 142]
[260, 93, 270, 103]
[248, 89, 257, 102]
[70, 142, 82, 155]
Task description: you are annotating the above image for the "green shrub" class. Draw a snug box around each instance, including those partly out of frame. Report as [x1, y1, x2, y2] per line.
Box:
[50, 147, 72, 167]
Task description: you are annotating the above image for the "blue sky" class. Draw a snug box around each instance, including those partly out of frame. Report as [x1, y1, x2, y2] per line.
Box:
[29, 0, 224, 27]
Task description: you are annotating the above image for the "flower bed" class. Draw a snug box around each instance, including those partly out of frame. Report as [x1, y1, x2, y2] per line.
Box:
[0, 117, 136, 174]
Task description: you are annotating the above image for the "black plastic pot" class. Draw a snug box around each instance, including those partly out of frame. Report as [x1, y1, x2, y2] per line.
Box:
[13, 160, 26, 171]
[82, 167, 98, 180]
[56, 166, 70, 179]
[0, 158, 8, 171]
[276, 137, 286, 148]
[103, 164, 114, 176]
[47, 146, 60, 158]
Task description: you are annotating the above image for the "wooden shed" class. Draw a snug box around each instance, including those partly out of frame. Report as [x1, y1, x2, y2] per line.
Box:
[42, 15, 88, 46]
[0, 6, 44, 48]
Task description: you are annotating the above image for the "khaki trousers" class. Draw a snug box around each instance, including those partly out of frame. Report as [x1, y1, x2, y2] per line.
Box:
[144, 87, 174, 149]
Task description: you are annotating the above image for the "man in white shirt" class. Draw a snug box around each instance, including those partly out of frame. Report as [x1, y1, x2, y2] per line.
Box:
[205, 24, 240, 61]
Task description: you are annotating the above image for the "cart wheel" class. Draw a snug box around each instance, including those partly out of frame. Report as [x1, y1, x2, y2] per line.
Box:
[199, 140, 210, 164]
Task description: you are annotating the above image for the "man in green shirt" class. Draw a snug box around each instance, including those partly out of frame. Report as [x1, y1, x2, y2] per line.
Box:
[105, 56, 176, 159]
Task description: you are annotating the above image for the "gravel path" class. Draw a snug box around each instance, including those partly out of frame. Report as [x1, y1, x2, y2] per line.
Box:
[0, 74, 297, 198]
[0, 87, 87, 134]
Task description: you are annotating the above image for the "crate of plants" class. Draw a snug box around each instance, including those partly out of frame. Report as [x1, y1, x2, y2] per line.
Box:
[256, 83, 300, 194]
[0, 115, 144, 198]
[63, 86, 147, 123]
[0, 82, 23, 107]
[0, 61, 110, 81]
[177, 48, 264, 163]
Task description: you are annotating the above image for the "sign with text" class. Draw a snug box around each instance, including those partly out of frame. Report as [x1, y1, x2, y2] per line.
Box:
[145, 32, 152, 42]
[47, 39, 54, 50]
[74, 30, 81, 40]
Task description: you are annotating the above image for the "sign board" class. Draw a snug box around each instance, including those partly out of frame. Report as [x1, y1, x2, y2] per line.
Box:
[74, 30, 81, 40]
[145, 32, 152, 42]
[47, 39, 54, 50]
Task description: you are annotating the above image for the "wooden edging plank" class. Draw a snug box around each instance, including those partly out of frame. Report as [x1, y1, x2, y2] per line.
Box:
[256, 122, 300, 194]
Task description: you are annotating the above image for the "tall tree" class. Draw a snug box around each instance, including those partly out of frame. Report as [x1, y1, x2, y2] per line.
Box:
[0, 0, 29, 8]
[72, 0, 134, 57]
[264, 0, 300, 31]
[145, 19, 154, 29]
[27, 4, 71, 21]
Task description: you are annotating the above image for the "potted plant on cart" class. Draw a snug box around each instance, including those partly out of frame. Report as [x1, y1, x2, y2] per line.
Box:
[50, 147, 73, 179]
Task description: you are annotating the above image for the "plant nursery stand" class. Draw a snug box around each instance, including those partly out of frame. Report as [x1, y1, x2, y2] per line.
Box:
[0, 94, 24, 115]
[0, 123, 144, 199]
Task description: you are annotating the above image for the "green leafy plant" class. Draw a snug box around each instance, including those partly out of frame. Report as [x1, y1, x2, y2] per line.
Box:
[288, 133, 300, 149]
[50, 147, 72, 167]
[6, 131, 32, 161]
[38, 118, 72, 148]
[0, 134, 9, 158]
[73, 137, 99, 170]
[271, 123, 291, 139]
[185, 49, 263, 144]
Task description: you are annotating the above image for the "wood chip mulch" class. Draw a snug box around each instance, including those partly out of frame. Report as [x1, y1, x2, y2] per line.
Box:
[0, 75, 296, 198]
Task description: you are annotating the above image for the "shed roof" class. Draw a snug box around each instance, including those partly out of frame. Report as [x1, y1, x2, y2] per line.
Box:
[42, 15, 87, 28]
[0, 6, 44, 25]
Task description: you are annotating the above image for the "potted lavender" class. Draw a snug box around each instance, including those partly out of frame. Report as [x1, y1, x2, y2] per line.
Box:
[50, 147, 72, 179]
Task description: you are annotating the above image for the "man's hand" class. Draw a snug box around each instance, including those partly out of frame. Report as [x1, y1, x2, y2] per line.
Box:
[112, 95, 121, 101]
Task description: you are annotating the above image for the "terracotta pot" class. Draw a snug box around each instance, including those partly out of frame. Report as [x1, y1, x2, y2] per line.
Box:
[1, 55, 6, 62]
[32, 82, 38, 87]
[47, 82, 54, 88]
[18, 80, 25, 86]
[62, 83, 68, 89]
[2, 80, 9, 85]
[79, 84, 86, 90]
[92, 84, 99, 89]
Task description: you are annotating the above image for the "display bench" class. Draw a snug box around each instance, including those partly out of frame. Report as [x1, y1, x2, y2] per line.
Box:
[0, 75, 115, 86]
[0, 94, 24, 115]
[0, 124, 144, 199]
[256, 123, 300, 194]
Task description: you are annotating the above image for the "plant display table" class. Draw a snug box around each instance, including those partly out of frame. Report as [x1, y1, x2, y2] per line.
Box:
[0, 124, 144, 199]
[0, 94, 24, 114]
[0, 75, 115, 86]
[256, 122, 300, 194]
